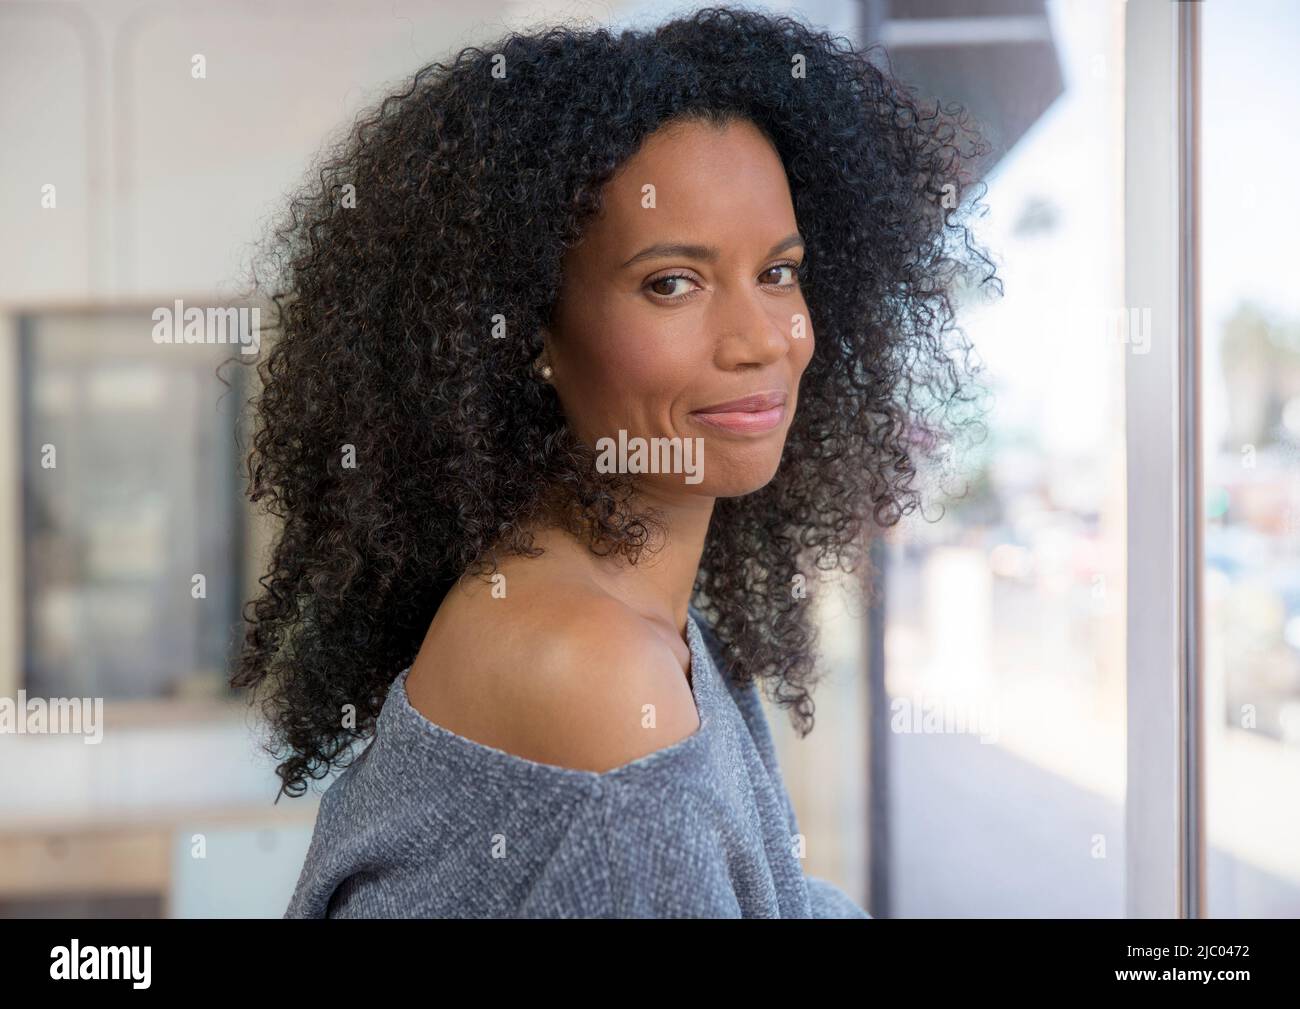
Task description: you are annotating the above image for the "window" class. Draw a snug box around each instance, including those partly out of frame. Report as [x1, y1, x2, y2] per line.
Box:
[878, 0, 1127, 916]
[1201, 0, 1300, 917]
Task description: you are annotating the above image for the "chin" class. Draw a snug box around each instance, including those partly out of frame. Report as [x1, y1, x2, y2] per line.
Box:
[701, 457, 785, 497]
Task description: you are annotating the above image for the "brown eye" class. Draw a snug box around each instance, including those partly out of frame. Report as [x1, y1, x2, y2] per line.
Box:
[647, 275, 694, 298]
[761, 264, 800, 286]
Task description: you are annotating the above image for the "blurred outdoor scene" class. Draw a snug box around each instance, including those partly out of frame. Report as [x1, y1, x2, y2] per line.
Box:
[849, 0, 1298, 917]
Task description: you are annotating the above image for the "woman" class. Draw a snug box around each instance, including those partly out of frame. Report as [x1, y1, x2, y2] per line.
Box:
[236, 6, 994, 918]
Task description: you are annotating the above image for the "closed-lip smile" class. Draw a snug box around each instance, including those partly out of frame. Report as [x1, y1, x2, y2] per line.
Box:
[689, 390, 788, 434]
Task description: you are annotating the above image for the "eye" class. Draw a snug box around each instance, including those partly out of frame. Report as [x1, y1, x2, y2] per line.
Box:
[760, 262, 802, 287]
[645, 273, 700, 301]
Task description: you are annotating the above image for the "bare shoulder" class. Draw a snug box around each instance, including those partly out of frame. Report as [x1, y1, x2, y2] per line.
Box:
[406, 584, 700, 774]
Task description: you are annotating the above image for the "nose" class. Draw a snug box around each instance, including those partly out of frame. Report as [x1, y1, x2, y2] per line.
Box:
[710, 284, 790, 370]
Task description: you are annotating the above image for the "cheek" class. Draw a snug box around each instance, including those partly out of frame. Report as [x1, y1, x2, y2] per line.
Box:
[794, 297, 815, 360]
[793, 324, 814, 375]
[585, 312, 702, 396]
[777, 298, 814, 377]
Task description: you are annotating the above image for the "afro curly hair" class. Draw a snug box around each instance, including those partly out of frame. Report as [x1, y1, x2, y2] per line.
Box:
[232, 5, 997, 800]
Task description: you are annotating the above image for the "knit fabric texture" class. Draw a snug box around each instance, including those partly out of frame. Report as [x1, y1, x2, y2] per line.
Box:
[284, 605, 870, 918]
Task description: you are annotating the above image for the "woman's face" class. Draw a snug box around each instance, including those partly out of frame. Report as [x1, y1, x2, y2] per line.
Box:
[543, 116, 815, 501]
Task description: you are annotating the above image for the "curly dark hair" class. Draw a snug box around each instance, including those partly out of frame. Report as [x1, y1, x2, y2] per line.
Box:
[231, 5, 997, 800]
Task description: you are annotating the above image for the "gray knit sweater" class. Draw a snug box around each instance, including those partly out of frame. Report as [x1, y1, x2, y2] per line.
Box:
[284, 605, 870, 918]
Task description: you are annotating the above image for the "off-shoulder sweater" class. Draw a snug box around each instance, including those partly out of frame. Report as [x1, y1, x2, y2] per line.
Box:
[284, 605, 870, 918]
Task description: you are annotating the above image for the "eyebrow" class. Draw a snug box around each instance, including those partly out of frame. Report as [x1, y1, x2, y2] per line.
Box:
[619, 232, 805, 269]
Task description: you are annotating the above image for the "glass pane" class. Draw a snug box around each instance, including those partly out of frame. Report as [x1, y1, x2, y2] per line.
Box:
[1202, 0, 1300, 917]
[883, 0, 1127, 916]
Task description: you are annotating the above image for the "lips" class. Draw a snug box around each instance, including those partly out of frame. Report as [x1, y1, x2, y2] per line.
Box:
[691, 390, 787, 414]
[689, 390, 788, 434]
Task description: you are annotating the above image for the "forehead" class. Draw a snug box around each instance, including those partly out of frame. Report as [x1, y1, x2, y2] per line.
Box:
[577, 118, 797, 255]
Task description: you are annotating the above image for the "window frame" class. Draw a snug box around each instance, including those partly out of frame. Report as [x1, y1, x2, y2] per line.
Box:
[1123, 0, 1203, 919]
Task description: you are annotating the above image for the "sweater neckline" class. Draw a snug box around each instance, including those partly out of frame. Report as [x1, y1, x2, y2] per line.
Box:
[382, 608, 714, 783]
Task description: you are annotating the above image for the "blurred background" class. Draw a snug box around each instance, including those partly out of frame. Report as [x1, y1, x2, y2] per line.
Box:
[0, 0, 1296, 917]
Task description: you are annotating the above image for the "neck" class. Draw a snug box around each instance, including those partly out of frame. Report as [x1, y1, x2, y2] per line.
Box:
[533, 484, 715, 636]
